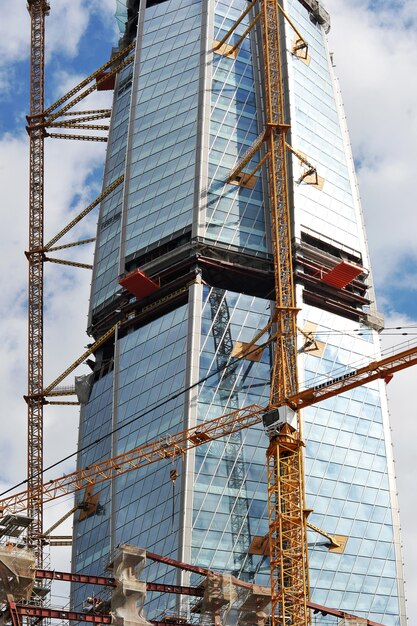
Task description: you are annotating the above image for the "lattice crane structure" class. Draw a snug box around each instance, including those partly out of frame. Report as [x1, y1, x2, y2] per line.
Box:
[260, 3, 308, 624]
[22, 1, 408, 625]
[26, 0, 49, 569]
[219, 2, 310, 623]
[25, 0, 133, 568]
[3, 341, 417, 517]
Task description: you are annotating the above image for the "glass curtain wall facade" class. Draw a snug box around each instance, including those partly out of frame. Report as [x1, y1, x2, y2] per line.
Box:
[71, 1, 406, 625]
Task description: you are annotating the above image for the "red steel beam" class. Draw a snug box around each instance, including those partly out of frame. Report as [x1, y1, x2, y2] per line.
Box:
[146, 551, 253, 590]
[35, 569, 115, 586]
[15, 606, 111, 624]
[15, 601, 385, 626]
[147, 583, 202, 597]
[35, 569, 203, 597]
[15, 606, 198, 626]
[6, 597, 21, 626]
[36, 560, 387, 623]
[308, 601, 385, 626]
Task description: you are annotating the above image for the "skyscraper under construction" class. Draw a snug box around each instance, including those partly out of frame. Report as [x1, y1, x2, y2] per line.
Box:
[71, 1, 406, 624]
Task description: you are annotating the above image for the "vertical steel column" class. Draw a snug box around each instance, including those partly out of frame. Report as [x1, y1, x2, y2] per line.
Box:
[26, 0, 49, 567]
[259, 0, 309, 624]
[209, 289, 254, 580]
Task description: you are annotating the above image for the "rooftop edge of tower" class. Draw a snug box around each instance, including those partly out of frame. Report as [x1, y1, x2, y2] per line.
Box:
[118, 0, 330, 49]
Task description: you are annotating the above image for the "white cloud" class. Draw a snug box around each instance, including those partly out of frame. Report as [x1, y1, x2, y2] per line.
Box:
[379, 312, 417, 621]
[0, 138, 107, 591]
[0, 2, 29, 63]
[47, 0, 119, 60]
[0, 0, 117, 95]
[47, 1, 90, 60]
[0, 126, 107, 564]
[90, 0, 120, 31]
[325, 0, 417, 290]
[0, 0, 116, 581]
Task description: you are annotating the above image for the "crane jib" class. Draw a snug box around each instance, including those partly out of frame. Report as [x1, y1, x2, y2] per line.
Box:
[313, 369, 357, 392]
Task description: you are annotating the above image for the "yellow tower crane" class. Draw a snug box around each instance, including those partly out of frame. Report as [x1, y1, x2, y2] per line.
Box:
[22, 1, 407, 625]
[218, 1, 310, 622]
[259, 2, 309, 624]
[25, 0, 133, 568]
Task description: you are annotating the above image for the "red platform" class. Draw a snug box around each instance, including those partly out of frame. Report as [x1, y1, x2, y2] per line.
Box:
[118, 269, 159, 299]
[321, 260, 364, 289]
[96, 72, 116, 91]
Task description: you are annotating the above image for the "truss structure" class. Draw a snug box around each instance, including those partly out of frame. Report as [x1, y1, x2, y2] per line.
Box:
[26, 0, 49, 568]
[25, 0, 133, 567]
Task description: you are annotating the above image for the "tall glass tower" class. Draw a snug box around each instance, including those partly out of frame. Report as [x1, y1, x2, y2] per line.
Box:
[71, 0, 406, 624]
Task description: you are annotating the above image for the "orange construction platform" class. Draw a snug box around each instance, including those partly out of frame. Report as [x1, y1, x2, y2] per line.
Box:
[118, 269, 159, 299]
[321, 260, 363, 289]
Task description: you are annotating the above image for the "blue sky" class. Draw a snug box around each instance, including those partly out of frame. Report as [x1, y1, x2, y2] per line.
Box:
[0, 3, 118, 132]
[1, 0, 417, 621]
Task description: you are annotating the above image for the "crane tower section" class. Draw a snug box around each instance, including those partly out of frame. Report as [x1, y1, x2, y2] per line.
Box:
[257, 1, 308, 624]
[26, 0, 50, 568]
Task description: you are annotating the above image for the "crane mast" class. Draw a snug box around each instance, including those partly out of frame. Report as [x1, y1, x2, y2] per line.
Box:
[26, 0, 50, 568]
[260, 2, 309, 625]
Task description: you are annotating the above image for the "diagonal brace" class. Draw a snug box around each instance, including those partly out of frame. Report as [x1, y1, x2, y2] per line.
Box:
[286, 143, 319, 184]
[228, 129, 269, 182]
[213, 0, 258, 51]
[42, 42, 135, 117]
[45, 175, 124, 250]
[44, 257, 93, 270]
[43, 323, 119, 395]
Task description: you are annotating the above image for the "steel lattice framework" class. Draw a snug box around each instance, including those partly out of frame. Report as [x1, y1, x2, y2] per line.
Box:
[3, 340, 417, 518]
[25, 0, 133, 568]
[259, 1, 309, 624]
[26, 0, 50, 567]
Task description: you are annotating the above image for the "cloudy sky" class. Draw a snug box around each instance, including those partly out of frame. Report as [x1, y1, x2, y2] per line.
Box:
[0, 0, 416, 621]
[325, 1, 417, 621]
